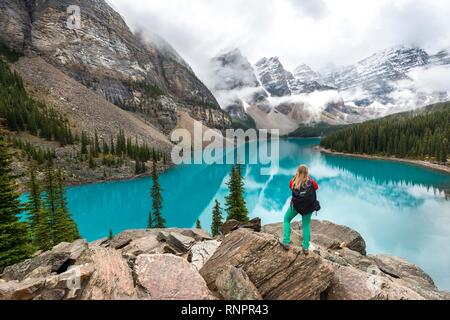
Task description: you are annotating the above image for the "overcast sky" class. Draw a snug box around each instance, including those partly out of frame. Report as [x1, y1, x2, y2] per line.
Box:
[107, 0, 450, 78]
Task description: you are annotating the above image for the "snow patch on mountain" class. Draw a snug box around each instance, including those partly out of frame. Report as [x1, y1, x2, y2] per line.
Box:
[210, 46, 450, 133]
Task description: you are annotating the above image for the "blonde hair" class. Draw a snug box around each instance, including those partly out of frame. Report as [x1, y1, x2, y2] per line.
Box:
[292, 165, 310, 190]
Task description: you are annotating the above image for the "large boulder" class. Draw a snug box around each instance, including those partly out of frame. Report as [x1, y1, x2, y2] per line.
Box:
[76, 247, 137, 300]
[215, 265, 262, 300]
[324, 265, 425, 300]
[200, 228, 334, 300]
[120, 234, 165, 258]
[369, 255, 435, 288]
[134, 254, 214, 300]
[157, 231, 196, 254]
[263, 220, 367, 255]
[0, 239, 88, 281]
[221, 218, 261, 235]
[189, 240, 221, 271]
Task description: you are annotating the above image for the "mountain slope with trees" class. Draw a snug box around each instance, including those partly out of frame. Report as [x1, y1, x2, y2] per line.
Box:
[320, 102, 449, 164]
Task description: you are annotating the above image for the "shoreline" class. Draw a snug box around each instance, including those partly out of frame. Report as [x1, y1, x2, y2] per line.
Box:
[65, 162, 175, 188]
[318, 147, 450, 174]
[19, 163, 175, 194]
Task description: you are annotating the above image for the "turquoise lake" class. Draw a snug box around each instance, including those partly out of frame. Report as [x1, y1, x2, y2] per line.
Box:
[62, 138, 450, 290]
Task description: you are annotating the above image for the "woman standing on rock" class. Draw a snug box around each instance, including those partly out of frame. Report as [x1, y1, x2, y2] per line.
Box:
[281, 165, 320, 254]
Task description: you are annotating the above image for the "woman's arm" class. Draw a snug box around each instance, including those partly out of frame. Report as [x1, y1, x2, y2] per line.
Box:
[311, 178, 319, 190]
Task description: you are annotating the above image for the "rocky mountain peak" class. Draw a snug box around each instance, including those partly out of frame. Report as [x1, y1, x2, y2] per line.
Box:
[254, 56, 294, 97]
[293, 64, 322, 83]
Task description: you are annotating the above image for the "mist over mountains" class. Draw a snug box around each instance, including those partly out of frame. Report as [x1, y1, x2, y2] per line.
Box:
[207, 46, 450, 134]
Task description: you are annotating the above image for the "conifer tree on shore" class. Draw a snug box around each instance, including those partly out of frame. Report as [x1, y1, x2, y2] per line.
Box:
[26, 165, 48, 249]
[39, 165, 79, 250]
[148, 160, 165, 228]
[225, 164, 249, 222]
[0, 135, 34, 270]
[196, 219, 202, 229]
[211, 200, 223, 237]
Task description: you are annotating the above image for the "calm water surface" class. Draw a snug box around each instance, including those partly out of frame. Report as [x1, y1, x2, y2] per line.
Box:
[54, 138, 450, 290]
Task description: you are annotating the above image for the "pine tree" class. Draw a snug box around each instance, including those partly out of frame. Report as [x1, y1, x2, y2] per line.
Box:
[108, 228, 113, 240]
[225, 164, 249, 222]
[54, 170, 79, 241]
[148, 161, 165, 228]
[26, 164, 41, 230]
[0, 136, 34, 270]
[211, 200, 223, 237]
[196, 219, 202, 229]
[25, 165, 49, 249]
[42, 166, 79, 250]
[80, 131, 89, 155]
[94, 130, 101, 156]
[102, 139, 109, 154]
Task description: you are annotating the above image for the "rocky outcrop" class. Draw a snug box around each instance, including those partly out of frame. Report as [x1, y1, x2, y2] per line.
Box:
[134, 254, 213, 300]
[369, 255, 435, 288]
[200, 228, 334, 300]
[1, 221, 447, 300]
[1, 239, 88, 282]
[323, 265, 425, 300]
[263, 220, 367, 255]
[0, 228, 217, 300]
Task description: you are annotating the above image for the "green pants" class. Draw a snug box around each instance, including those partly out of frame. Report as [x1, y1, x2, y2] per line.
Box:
[283, 205, 313, 250]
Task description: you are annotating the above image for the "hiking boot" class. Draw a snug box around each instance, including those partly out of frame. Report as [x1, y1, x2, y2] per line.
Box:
[279, 239, 291, 251]
[302, 248, 310, 255]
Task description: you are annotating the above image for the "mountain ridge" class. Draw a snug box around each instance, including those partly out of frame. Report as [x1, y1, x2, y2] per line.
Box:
[210, 46, 450, 134]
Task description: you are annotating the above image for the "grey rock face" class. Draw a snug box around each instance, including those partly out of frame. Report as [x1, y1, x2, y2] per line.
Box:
[0, 0, 29, 52]
[0, 0, 229, 134]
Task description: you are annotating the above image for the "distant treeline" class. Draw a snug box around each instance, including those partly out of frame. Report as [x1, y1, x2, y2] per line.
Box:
[321, 103, 450, 163]
[288, 122, 348, 138]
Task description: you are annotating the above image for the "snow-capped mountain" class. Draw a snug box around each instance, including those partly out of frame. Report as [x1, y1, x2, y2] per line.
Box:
[254, 57, 334, 96]
[293, 64, 323, 83]
[254, 57, 294, 97]
[210, 49, 270, 121]
[210, 46, 450, 134]
[322, 46, 432, 105]
[429, 49, 450, 66]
